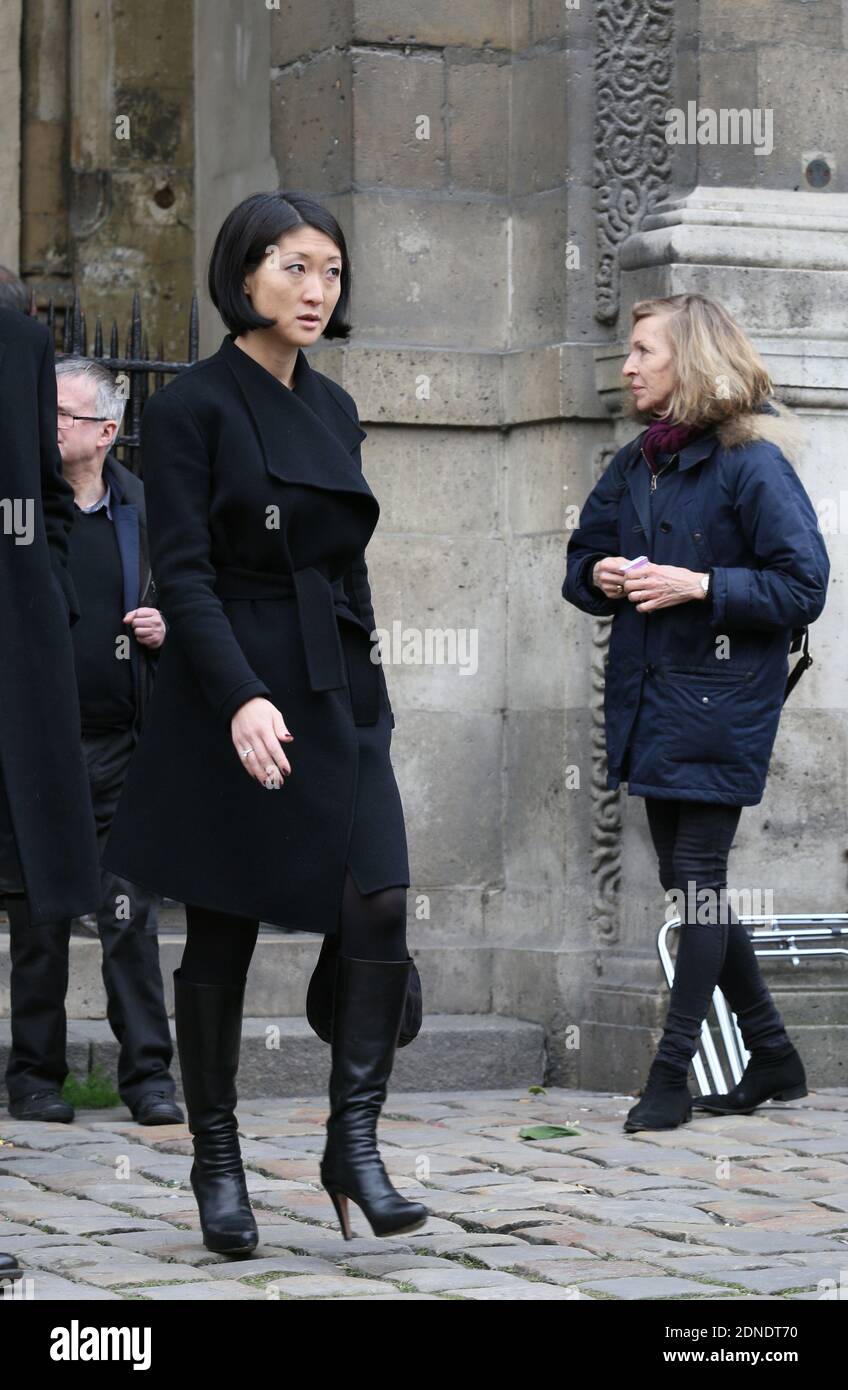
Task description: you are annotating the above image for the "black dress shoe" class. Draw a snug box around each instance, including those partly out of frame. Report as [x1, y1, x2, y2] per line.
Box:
[8, 1091, 74, 1123]
[132, 1092, 185, 1125]
[692, 1045, 807, 1115]
[624, 1059, 693, 1133]
[0, 1253, 23, 1282]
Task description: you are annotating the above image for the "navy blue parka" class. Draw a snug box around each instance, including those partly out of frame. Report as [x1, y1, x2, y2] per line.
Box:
[563, 404, 830, 806]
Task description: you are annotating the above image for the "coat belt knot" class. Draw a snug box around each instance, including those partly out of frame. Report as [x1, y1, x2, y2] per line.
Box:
[213, 565, 381, 725]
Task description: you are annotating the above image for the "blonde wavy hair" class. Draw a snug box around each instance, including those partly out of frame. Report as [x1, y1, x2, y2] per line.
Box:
[627, 293, 775, 428]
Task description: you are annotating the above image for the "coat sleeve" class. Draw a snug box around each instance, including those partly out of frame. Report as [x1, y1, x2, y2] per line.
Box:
[38, 329, 82, 626]
[562, 446, 629, 616]
[708, 446, 830, 632]
[337, 395, 395, 726]
[140, 388, 272, 725]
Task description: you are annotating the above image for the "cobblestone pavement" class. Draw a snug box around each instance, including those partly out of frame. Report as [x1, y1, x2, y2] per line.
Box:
[2, 1087, 848, 1302]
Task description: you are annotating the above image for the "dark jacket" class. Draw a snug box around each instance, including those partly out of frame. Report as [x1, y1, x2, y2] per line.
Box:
[100, 453, 161, 734]
[102, 335, 399, 931]
[0, 308, 100, 922]
[563, 403, 830, 806]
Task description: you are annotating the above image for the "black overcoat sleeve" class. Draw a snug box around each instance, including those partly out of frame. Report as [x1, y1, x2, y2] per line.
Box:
[336, 396, 395, 725]
[140, 386, 272, 725]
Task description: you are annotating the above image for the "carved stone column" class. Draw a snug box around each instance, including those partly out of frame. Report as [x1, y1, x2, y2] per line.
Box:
[594, 0, 675, 325]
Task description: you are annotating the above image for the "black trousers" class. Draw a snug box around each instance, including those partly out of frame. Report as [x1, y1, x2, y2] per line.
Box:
[645, 797, 791, 1076]
[4, 725, 175, 1108]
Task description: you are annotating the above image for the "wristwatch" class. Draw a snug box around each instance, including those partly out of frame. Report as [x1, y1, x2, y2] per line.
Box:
[700, 570, 711, 599]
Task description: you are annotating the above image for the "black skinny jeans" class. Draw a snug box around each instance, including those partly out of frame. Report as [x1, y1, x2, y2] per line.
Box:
[180, 867, 408, 986]
[645, 797, 792, 1076]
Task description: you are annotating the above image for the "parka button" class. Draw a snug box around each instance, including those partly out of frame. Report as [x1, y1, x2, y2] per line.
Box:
[660, 520, 672, 533]
[702, 696, 709, 703]
[693, 531, 702, 539]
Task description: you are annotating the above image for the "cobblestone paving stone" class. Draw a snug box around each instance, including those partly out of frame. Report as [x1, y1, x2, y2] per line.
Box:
[2, 1086, 847, 1302]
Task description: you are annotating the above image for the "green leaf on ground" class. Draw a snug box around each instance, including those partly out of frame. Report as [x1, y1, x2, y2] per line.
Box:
[519, 1123, 582, 1140]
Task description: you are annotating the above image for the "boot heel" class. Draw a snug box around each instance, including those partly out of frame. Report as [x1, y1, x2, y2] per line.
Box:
[325, 1186, 353, 1240]
[772, 1084, 808, 1101]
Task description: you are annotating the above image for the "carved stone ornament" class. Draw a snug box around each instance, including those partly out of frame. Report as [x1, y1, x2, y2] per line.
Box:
[590, 444, 622, 942]
[594, 0, 675, 324]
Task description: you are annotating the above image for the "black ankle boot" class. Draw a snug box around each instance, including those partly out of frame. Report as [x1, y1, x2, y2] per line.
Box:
[624, 1058, 694, 1133]
[692, 1044, 807, 1115]
[174, 969, 259, 1256]
[320, 956, 429, 1240]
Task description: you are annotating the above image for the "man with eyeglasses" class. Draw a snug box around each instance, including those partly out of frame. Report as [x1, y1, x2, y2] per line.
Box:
[4, 355, 183, 1141]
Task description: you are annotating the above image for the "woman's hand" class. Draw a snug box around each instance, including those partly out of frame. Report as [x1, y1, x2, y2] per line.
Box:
[592, 556, 634, 599]
[231, 698, 294, 789]
[623, 563, 708, 612]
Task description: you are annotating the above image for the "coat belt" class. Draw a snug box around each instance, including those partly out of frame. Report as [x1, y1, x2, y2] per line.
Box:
[213, 564, 380, 724]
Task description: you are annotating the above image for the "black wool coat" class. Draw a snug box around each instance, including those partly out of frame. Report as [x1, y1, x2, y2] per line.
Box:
[102, 335, 409, 933]
[0, 307, 100, 923]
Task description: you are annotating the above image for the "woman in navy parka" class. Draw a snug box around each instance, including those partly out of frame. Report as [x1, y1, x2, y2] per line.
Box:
[564, 293, 830, 1132]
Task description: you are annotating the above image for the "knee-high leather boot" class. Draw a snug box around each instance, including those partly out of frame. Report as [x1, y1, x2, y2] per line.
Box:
[320, 955, 429, 1240]
[174, 968, 258, 1256]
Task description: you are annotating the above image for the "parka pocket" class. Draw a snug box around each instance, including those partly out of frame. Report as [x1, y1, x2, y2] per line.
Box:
[661, 666, 753, 766]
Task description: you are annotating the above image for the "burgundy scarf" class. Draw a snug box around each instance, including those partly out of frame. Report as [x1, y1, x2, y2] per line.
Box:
[641, 418, 702, 473]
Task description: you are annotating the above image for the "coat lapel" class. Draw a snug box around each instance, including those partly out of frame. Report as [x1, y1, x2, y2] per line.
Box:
[103, 457, 141, 618]
[624, 430, 720, 539]
[218, 335, 376, 505]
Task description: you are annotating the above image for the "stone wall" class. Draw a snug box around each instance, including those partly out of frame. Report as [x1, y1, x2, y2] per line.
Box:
[4, 0, 845, 1090]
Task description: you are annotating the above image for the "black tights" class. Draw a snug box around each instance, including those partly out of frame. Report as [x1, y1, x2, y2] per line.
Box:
[645, 797, 792, 1077]
[180, 867, 408, 986]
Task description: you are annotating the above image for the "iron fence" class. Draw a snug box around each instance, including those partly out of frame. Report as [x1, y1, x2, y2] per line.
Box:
[46, 289, 199, 475]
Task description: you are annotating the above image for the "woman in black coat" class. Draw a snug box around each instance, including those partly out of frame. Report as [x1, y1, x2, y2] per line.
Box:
[103, 192, 428, 1251]
[564, 293, 829, 1134]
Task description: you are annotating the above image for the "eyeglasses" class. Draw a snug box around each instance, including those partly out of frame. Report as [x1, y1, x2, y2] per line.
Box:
[57, 412, 111, 427]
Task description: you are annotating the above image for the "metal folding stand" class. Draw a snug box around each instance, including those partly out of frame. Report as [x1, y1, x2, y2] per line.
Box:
[657, 914, 848, 1097]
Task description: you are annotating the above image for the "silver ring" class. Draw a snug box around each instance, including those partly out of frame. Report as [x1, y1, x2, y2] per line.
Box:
[240, 747, 255, 759]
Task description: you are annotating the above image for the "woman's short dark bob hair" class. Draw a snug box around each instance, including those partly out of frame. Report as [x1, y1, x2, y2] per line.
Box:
[208, 190, 352, 339]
